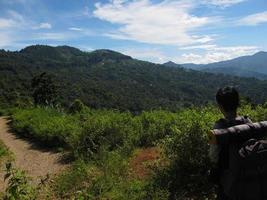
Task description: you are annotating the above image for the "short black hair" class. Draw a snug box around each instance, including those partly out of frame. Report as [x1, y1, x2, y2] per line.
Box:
[216, 86, 240, 111]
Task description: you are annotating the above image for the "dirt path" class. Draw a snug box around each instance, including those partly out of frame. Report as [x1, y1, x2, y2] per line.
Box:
[0, 116, 68, 192]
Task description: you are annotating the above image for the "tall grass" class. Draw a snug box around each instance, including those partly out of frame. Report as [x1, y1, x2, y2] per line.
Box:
[0, 140, 8, 159]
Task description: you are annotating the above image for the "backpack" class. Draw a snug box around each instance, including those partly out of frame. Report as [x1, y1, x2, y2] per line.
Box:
[212, 120, 267, 200]
[235, 139, 267, 200]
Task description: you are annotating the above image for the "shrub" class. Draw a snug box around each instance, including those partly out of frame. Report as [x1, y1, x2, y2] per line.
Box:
[74, 110, 140, 159]
[147, 107, 220, 199]
[53, 160, 97, 198]
[138, 111, 179, 146]
[0, 140, 8, 159]
[69, 99, 85, 113]
[162, 122, 213, 199]
[4, 162, 36, 200]
[11, 107, 82, 148]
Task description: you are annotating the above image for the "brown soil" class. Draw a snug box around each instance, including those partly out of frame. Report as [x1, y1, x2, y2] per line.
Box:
[129, 147, 161, 179]
[0, 117, 69, 193]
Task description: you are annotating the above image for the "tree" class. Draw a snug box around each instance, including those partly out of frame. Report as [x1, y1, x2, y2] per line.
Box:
[31, 72, 58, 106]
[69, 99, 85, 113]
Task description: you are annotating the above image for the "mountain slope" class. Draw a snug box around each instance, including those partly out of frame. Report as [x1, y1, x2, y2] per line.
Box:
[1, 45, 267, 111]
[178, 51, 267, 79]
[203, 66, 267, 80]
[163, 61, 182, 68]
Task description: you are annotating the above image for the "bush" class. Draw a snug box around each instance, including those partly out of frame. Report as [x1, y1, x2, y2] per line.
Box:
[4, 162, 36, 200]
[74, 110, 141, 159]
[69, 99, 85, 113]
[138, 111, 179, 146]
[53, 160, 97, 198]
[12, 107, 82, 148]
[162, 122, 213, 199]
[0, 140, 8, 159]
[0, 107, 8, 116]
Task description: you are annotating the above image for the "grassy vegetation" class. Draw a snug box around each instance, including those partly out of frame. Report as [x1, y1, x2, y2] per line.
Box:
[0, 107, 11, 160]
[0, 108, 6, 116]
[6, 103, 267, 199]
[0, 133, 12, 199]
[3, 162, 36, 200]
[0, 140, 8, 160]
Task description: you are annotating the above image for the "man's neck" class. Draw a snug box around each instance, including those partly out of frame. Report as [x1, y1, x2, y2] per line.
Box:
[224, 111, 237, 120]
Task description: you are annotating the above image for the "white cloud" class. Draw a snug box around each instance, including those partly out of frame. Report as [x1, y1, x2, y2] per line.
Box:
[180, 44, 217, 50]
[0, 32, 14, 48]
[238, 11, 267, 26]
[0, 18, 16, 29]
[0, 10, 26, 29]
[0, 10, 29, 48]
[93, 0, 216, 46]
[69, 27, 83, 31]
[33, 22, 52, 29]
[116, 45, 259, 64]
[121, 48, 168, 63]
[8, 10, 25, 23]
[201, 0, 246, 8]
[38, 22, 52, 29]
[175, 45, 259, 64]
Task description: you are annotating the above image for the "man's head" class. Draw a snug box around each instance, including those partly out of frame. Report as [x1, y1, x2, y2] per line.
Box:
[216, 86, 240, 112]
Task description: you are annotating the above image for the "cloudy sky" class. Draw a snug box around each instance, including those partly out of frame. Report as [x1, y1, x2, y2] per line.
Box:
[0, 0, 266, 64]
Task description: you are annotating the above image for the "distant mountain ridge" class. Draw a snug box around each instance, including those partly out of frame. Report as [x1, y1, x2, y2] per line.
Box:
[163, 61, 182, 68]
[1, 45, 267, 111]
[164, 51, 267, 80]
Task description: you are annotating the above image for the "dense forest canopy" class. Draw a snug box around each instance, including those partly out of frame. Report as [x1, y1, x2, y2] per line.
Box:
[1, 45, 267, 111]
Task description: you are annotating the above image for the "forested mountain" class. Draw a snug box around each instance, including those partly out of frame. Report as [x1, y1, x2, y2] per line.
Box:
[1, 45, 267, 111]
[165, 62, 203, 70]
[163, 61, 183, 68]
[172, 51, 267, 80]
[203, 66, 267, 80]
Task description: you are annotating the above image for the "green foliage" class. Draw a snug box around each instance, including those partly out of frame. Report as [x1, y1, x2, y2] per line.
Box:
[75, 110, 140, 159]
[53, 150, 150, 200]
[0, 140, 8, 159]
[12, 107, 82, 148]
[69, 99, 85, 113]
[0, 105, 13, 116]
[160, 123, 213, 199]
[4, 162, 36, 200]
[141, 107, 218, 199]
[139, 110, 181, 146]
[0, 108, 5, 116]
[53, 160, 95, 198]
[31, 72, 58, 106]
[240, 104, 267, 122]
[1, 45, 267, 111]
[9, 103, 267, 199]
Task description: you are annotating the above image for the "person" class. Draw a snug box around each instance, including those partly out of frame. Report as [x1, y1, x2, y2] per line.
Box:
[208, 86, 252, 200]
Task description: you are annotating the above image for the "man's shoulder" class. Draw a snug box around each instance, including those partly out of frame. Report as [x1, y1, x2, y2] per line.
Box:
[213, 119, 227, 129]
[213, 116, 252, 129]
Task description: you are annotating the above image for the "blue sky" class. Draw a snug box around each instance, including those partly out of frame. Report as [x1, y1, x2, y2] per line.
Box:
[0, 0, 266, 64]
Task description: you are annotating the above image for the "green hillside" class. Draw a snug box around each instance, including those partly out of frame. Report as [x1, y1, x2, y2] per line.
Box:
[1, 45, 267, 111]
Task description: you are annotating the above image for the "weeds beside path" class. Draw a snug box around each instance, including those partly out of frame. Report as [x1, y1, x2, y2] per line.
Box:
[0, 116, 69, 193]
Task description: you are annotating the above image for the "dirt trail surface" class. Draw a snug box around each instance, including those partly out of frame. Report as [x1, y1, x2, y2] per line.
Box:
[0, 116, 68, 192]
